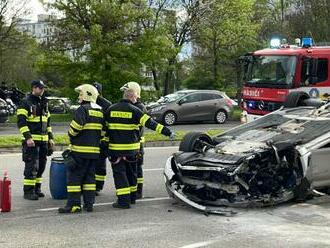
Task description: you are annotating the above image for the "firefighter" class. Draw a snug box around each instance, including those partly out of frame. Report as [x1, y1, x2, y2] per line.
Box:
[105, 82, 175, 209]
[120, 82, 146, 199]
[93, 82, 112, 195]
[17, 80, 55, 200]
[58, 84, 103, 213]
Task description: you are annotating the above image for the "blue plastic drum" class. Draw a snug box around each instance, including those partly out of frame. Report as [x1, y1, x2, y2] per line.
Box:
[49, 157, 67, 199]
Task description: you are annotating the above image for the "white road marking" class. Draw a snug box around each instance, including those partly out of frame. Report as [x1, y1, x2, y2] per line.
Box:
[179, 240, 218, 248]
[145, 168, 163, 171]
[36, 196, 170, 212]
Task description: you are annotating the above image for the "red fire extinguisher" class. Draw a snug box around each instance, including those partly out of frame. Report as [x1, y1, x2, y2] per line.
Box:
[0, 171, 11, 212]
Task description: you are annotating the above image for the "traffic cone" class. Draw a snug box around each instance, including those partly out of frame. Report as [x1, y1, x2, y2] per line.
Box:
[0, 170, 11, 212]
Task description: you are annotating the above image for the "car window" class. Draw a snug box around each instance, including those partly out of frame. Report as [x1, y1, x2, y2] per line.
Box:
[181, 93, 201, 103]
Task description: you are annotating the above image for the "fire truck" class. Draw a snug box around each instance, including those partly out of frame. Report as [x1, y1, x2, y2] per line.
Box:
[240, 38, 330, 122]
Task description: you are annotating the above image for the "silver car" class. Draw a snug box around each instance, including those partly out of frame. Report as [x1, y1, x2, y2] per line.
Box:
[164, 102, 330, 214]
[148, 90, 234, 125]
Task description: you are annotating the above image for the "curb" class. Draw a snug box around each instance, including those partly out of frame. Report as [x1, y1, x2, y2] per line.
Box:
[0, 141, 181, 154]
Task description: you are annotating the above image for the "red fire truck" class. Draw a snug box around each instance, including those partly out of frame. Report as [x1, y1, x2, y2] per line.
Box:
[240, 38, 330, 122]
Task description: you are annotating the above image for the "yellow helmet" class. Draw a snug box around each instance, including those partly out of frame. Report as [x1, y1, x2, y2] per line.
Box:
[74, 84, 99, 103]
[120, 81, 141, 98]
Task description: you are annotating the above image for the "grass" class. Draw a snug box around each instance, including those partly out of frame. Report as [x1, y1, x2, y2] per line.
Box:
[8, 113, 73, 123]
[0, 129, 223, 148]
[231, 106, 242, 121]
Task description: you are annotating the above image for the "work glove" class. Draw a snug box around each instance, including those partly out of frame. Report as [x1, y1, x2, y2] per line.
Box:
[169, 132, 176, 141]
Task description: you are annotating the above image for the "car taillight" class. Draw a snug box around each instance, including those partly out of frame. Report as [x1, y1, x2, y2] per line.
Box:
[225, 99, 233, 107]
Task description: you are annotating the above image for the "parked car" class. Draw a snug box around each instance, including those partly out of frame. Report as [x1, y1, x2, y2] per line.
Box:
[0, 98, 9, 123]
[164, 100, 330, 214]
[147, 90, 234, 125]
[47, 97, 71, 114]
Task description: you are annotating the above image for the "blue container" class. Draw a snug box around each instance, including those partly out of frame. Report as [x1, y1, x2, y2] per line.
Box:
[49, 157, 67, 199]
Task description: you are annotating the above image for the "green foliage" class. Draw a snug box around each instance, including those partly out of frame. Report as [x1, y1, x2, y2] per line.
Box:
[0, 129, 223, 148]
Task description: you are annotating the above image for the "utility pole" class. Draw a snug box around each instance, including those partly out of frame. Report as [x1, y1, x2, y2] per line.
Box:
[280, 0, 284, 32]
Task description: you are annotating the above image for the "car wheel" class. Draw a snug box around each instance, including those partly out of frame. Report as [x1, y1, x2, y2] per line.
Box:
[163, 111, 177, 126]
[284, 91, 310, 108]
[215, 110, 227, 124]
[179, 132, 213, 152]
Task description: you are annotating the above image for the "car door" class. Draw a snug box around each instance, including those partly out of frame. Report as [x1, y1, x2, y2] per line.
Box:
[307, 147, 330, 188]
[175, 93, 203, 122]
[198, 93, 219, 120]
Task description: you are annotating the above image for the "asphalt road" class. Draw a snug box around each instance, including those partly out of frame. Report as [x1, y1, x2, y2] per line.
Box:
[0, 121, 240, 136]
[0, 147, 330, 247]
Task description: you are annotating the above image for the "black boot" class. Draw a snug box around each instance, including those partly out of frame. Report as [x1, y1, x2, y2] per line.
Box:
[24, 193, 39, 200]
[58, 205, 81, 214]
[136, 183, 143, 199]
[112, 202, 130, 209]
[35, 185, 45, 198]
[83, 205, 93, 212]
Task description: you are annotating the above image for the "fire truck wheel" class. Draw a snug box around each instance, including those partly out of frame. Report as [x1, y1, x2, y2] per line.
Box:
[284, 91, 310, 108]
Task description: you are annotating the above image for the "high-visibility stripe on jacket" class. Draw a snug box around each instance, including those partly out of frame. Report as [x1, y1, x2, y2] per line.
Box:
[17, 94, 53, 142]
[68, 102, 104, 159]
[104, 99, 172, 156]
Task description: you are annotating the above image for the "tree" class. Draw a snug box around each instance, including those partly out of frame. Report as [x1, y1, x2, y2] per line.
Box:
[0, 0, 38, 84]
[185, 0, 258, 90]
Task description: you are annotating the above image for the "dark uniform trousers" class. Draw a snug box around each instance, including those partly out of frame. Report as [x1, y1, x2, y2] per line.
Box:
[95, 149, 107, 191]
[111, 156, 138, 206]
[22, 141, 48, 194]
[136, 153, 144, 196]
[66, 155, 96, 207]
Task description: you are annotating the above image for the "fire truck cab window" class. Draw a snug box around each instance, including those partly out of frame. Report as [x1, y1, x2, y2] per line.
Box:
[301, 58, 328, 84]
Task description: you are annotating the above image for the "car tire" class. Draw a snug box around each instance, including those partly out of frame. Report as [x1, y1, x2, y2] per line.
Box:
[179, 132, 213, 152]
[215, 110, 227, 124]
[284, 91, 310, 108]
[163, 111, 177, 126]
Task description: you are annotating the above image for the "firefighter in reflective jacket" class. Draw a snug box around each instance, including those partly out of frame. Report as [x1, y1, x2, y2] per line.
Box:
[17, 80, 55, 200]
[120, 82, 146, 199]
[93, 82, 112, 195]
[105, 82, 175, 209]
[58, 84, 103, 213]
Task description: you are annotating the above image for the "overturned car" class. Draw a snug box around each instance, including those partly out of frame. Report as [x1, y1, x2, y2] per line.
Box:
[164, 101, 330, 214]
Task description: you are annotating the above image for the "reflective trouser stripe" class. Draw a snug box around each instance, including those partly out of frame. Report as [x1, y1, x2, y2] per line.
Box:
[24, 179, 36, 186]
[67, 185, 81, 192]
[137, 178, 144, 184]
[116, 187, 130, 196]
[130, 185, 138, 193]
[95, 175, 106, 181]
[36, 178, 42, 184]
[109, 143, 140, 150]
[83, 184, 96, 191]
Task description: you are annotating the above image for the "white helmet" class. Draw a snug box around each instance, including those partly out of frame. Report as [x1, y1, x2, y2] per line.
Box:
[74, 84, 99, 103]
[120, 81, 141, 98]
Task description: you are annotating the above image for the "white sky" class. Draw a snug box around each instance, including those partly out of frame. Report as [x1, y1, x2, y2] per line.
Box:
[25, 0, 48, 20]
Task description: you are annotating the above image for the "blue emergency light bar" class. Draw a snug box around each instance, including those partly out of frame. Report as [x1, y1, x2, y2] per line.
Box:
[302, 37, 313, 48]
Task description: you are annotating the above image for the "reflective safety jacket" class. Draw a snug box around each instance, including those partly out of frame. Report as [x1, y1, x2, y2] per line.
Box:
[17, 94, 53, 143]
[96, 95, 112, 145]
[105, 99, 172, 156]
[135, 100, 147, 154]
[68, 102, 104, 159]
